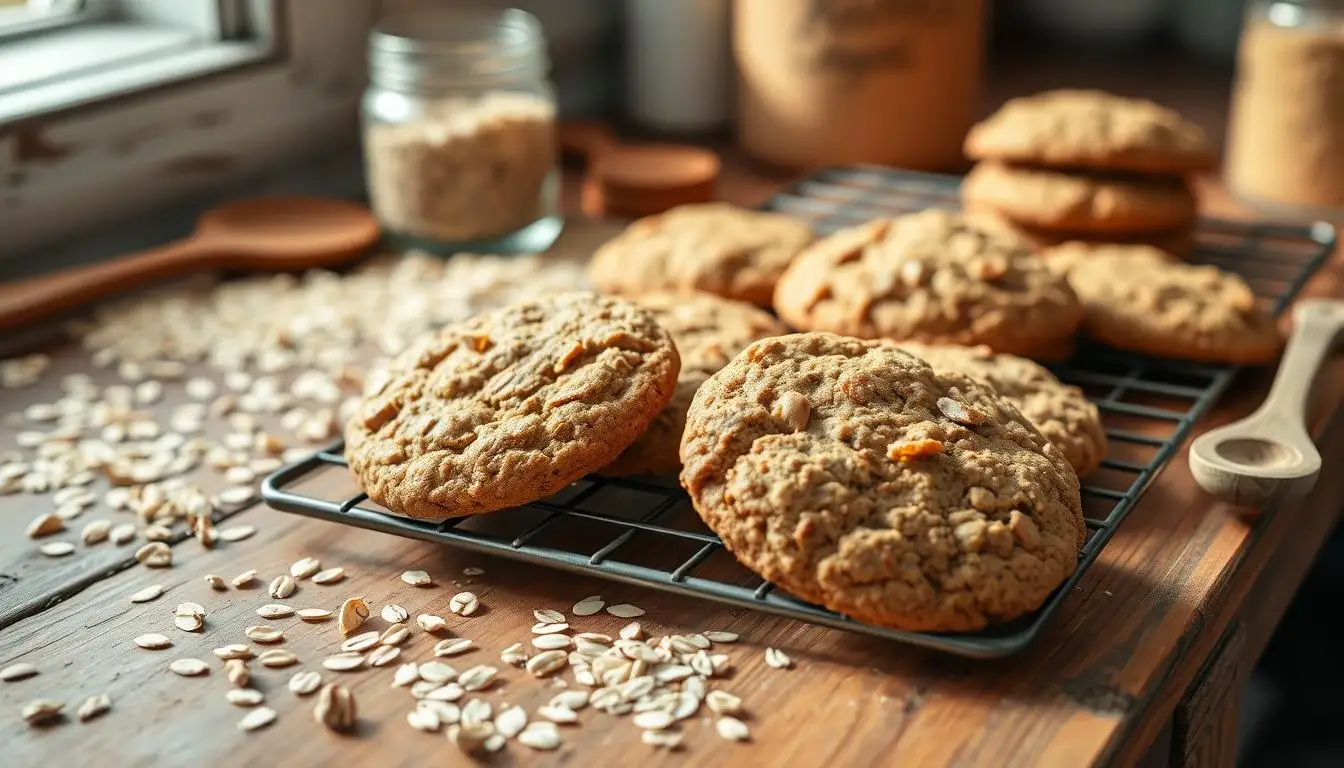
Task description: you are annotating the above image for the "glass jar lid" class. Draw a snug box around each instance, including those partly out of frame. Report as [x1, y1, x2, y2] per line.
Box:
[369, 8, 549, 90]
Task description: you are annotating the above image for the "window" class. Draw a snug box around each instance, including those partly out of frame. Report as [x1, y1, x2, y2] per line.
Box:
[0, 0, 268, 123]
[0, 0, 377, 261]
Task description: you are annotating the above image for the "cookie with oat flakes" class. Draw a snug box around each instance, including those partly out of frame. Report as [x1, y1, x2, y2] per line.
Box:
[1047, 243, 1282, 364]
[679, 333, 1085, 632]
[772, 209, 1081, 358]
[602, 292, 788, 476]
[587, 203, 815, 307]
[961, 161, 1197, 235]
[964, 89, 1216, 174]
[895, 341, 1106, 477]
[345, 293, 680, 518]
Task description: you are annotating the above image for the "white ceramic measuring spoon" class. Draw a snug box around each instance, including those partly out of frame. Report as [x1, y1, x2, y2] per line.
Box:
[1190, 299, 1344, 508]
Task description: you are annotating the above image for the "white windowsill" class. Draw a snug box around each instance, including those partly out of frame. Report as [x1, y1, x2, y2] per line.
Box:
[0, 23, 270, 124]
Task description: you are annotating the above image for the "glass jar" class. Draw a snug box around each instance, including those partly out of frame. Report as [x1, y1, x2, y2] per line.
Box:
[1225, 1, 1344, 213]
[363, 9, 562, 254]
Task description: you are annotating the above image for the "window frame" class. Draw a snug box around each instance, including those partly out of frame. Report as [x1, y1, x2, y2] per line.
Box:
[0, 0, 103, 40]
[0, 0, 379, 260]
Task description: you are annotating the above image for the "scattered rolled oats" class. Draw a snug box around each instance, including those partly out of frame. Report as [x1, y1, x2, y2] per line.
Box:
[296, 608, 333, 623]
[392, 662, 420, 688]
[110, 523, 137, 545]
[227, 660, 253, 688]
[134, 633, 172, 650]
[314, 683, 357, 732]
[418, 661, 457, 684]
[226, 688, 264, 707]
[214, 644, 252, 661]
[381, 604, 408, 623]
[135, 542, 172, 568]
[169, 658, 209, 677]
[379, 623, 410, 646]
[433, 638, 474, 657]
[311, 567, 345, 585]
[517, 721, 561, 750]
[531, 634, 572, 651]
[572, 595, 605, 616]
[257, 604, 295, 620]
[606, 603, 645, 618]
[81, 519, 111, 545]
[244, 625, 284, 644]
[417, 614, 447, 633]
[620, 622, 643, 640]
[218, 525, 256, 542]
[500, 643, 528, 667]
[77, 693, 112, 722]
[764, 647, 792, 670]
[322, 652, 366, 672]
[450, 722, 496, 753]
[341, 631, 380, 653]
[237, 706, 277, 732]
[232, 569, 258, 587]
[457, 665, 498, 692]
[400, 569, 432, 587]
[525, 650, 567, 678]
[338, 597, 370, 635]
[174, 602, 205, 632]
[37, 541, 75, 557]
[289, 557, 321, 579]
[268, 574, 297, 599]
[704, 630, 739, 643]
[258, 649, 299, 668]
[715, 716, 750, 742]
[288, 670, 323, 695]
[1, 662, 38, 682]
[448, 592, 479, 616]
[21, 699, 63, 726]
[25, 512, 64, 538]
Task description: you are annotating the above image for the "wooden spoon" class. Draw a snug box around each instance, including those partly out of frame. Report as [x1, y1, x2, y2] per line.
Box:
[0, 197, 381, 333]
[1189, 299, 1344, 508]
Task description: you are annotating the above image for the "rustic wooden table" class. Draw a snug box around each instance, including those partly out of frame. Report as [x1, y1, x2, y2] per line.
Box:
[2, 68, 1343, 766]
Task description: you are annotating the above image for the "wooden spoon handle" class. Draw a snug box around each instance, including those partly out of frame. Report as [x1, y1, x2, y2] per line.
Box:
[0, 238, 204, 333]
[1256, 299, 1344, 422]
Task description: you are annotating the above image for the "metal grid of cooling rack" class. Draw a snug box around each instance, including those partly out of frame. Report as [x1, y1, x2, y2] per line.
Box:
[261, 166, 1336, 658]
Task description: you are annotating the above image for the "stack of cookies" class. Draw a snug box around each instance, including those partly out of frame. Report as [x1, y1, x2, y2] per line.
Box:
[961, 90, 1216, 255]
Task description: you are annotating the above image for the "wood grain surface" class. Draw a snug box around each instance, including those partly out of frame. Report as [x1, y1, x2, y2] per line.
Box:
[2, 99, 1343, 767]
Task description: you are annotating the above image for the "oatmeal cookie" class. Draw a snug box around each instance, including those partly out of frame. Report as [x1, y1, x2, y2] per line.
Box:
[962, 161, 1197, 235]
[1048, 243, 1283, 364]
[964, 90, 1216, 174]
[587, 203, 815, 307]
[603, 292, 788, 476]
[896, 341, 1106, 477]
[345, 293, 680, 518]
[772, 209, 1082, 357]
[679, 333, 1086, 632]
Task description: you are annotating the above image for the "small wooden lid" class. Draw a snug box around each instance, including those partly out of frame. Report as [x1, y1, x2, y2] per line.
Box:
[558, 120, 615, 164]
[584, 143, 721, 218]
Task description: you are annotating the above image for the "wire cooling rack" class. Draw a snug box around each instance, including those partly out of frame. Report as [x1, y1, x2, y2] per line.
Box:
[262, 166, 1336, 658]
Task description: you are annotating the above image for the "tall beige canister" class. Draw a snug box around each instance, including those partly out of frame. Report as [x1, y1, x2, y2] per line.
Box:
[734, 0, 988, 171]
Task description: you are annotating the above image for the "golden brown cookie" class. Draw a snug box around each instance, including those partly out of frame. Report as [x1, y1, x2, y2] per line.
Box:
[896, 341, 1106, 477]
[679, 333, 1085, 632]
[962, 161, 1197, 234]
[772, 209, 1082, 357]
[967, 209, 1196, 257]
[1048, 243, 1283, 364]
[587, 203, 815, 307]
[964, 90, 1216, 174]
[345, 293, 680, 519]
[602, 292, 788, 476]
